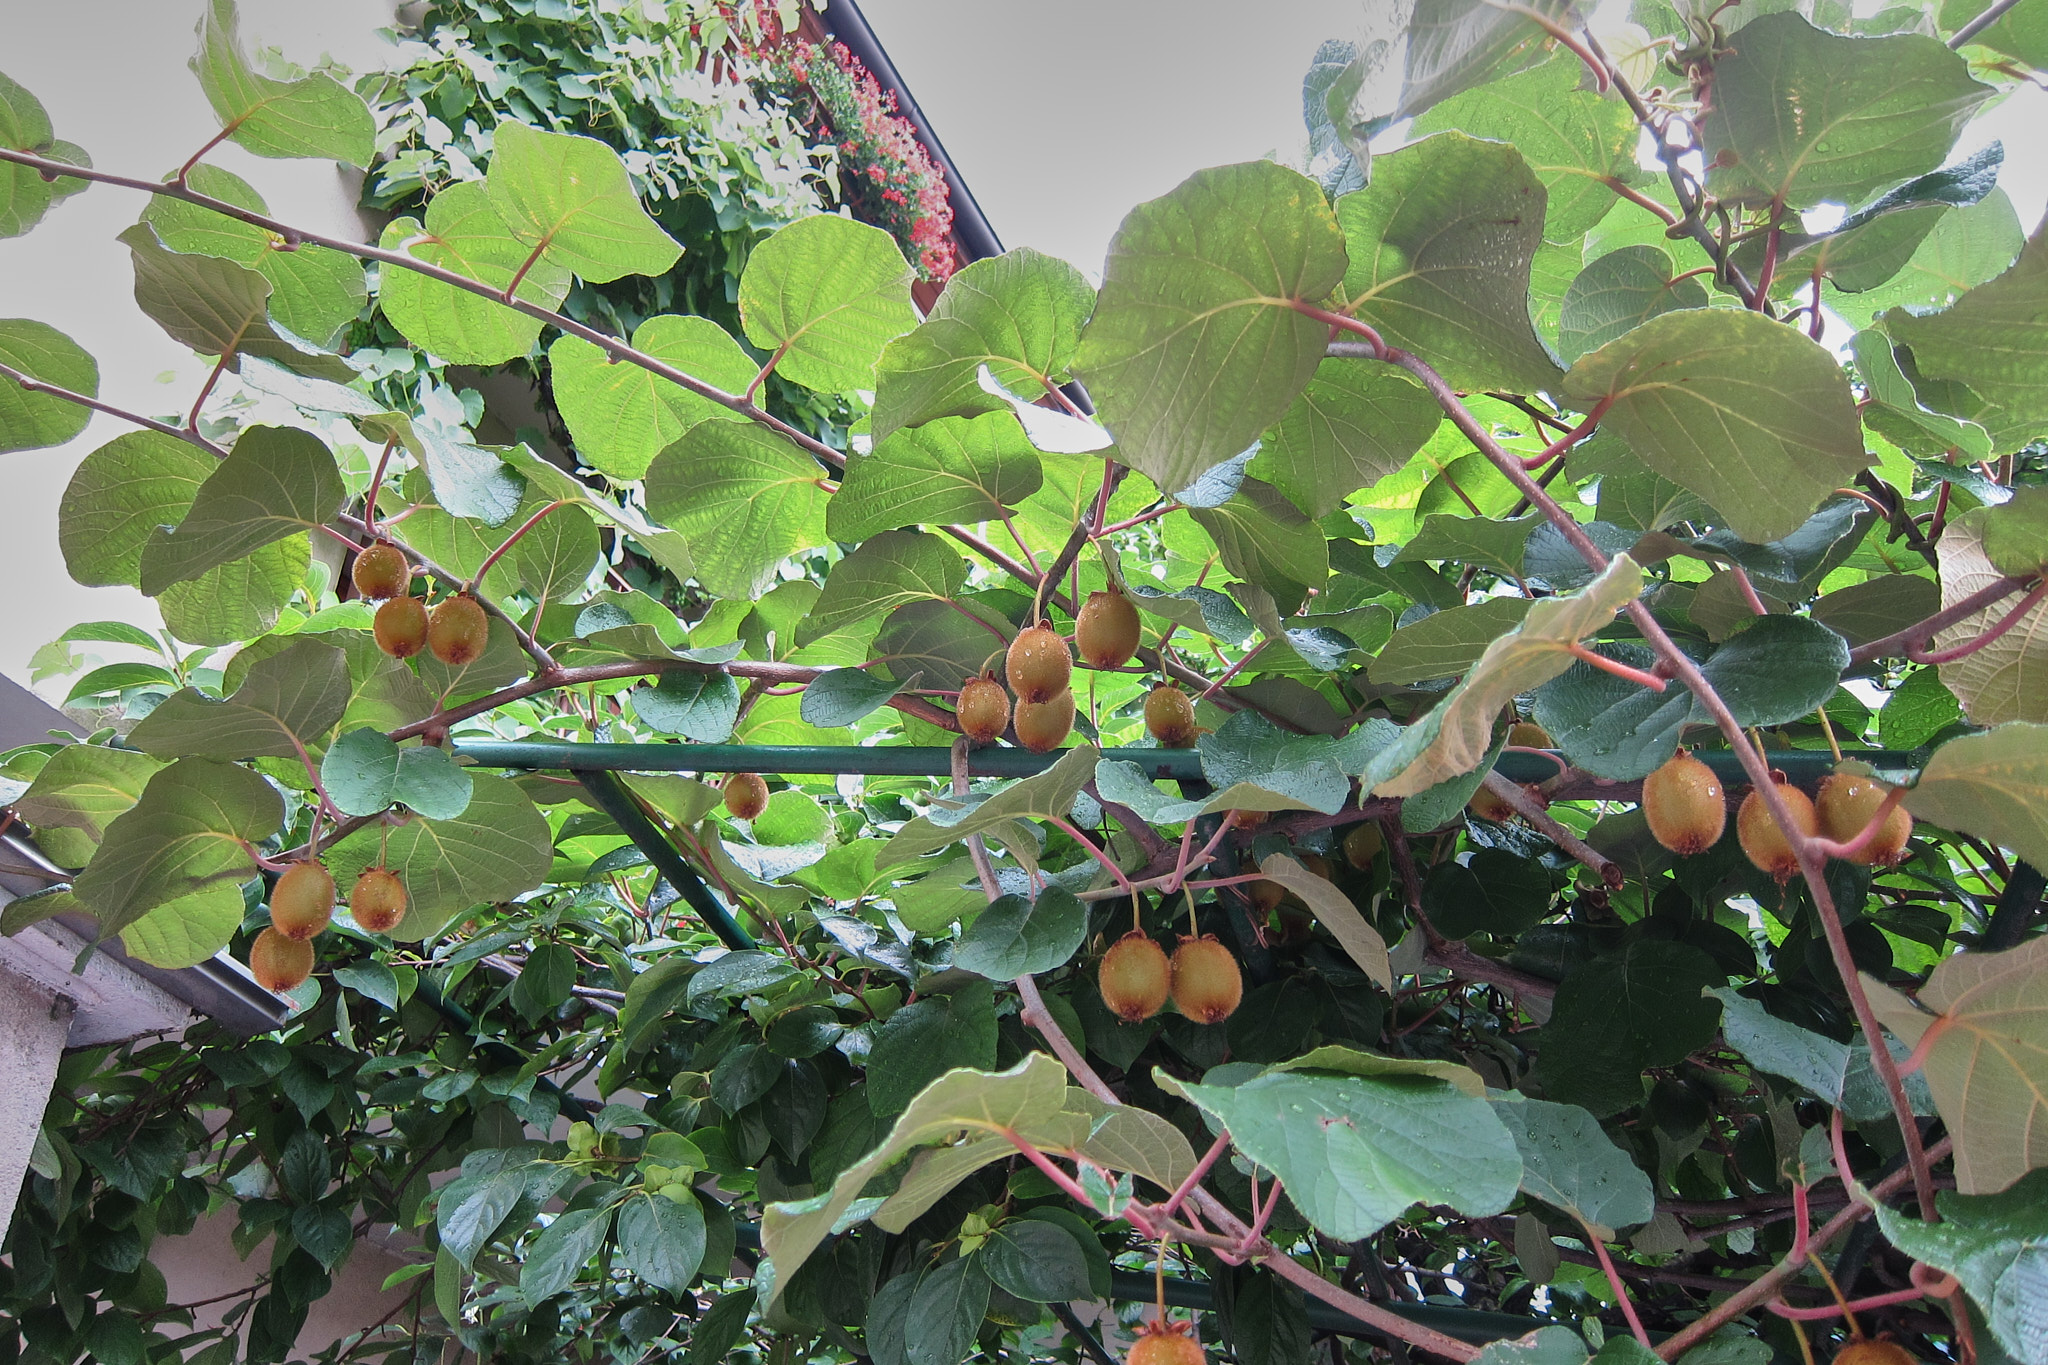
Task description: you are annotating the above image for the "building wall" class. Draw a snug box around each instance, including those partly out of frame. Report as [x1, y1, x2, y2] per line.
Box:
[0, 0, 399, 691]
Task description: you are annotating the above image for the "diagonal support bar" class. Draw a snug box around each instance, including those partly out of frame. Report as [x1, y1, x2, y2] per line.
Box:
[573, 769, 755, 951]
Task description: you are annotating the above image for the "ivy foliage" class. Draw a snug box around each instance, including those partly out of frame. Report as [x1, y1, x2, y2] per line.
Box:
[4, 5, 2048, 1365]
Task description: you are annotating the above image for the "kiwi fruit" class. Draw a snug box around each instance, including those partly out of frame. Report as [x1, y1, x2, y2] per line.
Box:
[1005, 620, 1072, 704]
[1816, 773, 1913, 867]
[374, 595, 430, 659]
[1014, 690, 1074, 753]
[1170, 935, 1243, 1024]
[1342, 821, 1384, 870]
[1075, 589, 1141, 669]
[1128, 1320, 1206, 1365]
[1642, 749, 1726, 856]
[723, 771, 770, 820]
[349, 867, 408, 934]
[1738, 781, 1819, 883]
[249, 926, 315, 993]
[956, 671, 1011, 745]
[1098, 930, 1171, 1022]
[1144, 682, 1198, 747]
[427, 593, 490, 667]
[351, 542, 410, 601]
[270, 860, 335, 941]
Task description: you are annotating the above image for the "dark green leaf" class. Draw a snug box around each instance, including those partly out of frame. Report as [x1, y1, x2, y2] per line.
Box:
[800, 668, 909, 729]
[129, 637, 348, 760]
[0, 318, 96, 452]
[1556, 247, 1708, 365]
[953, 886, 1086, 979]
[521, 1207, 611, 1306]
[1874, 1167, 2048, 1365]
[800, 530, 968, 644]
[1248, 360, 1441, 520]
[981, 1220, 1092, 1302]
[866, 981, 999, 1118]
[617, 1191, 707, 1295]
[137, 425, 342, 594]
[633, 671, 742, 743]
[72, 757, 282, 937]
[905, 1255, 991, 1365]
[1535, 942, 1724, 1117]
[1489, 1097, 1654, 1237]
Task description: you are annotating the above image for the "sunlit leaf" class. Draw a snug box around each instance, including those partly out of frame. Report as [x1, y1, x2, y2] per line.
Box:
[137, 425, 342, 594]
[739, 213, 916, 394]
[0, 318, 96, 452]
[127, 637, 349, 760]
[486, 122, 682, 283]
[72, 757, 283, 938]
[189, 0, 375, 164]
[1931, 511, 2048, 725]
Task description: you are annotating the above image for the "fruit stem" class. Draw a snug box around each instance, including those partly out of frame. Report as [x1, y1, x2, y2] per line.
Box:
[470, 498, 576, 592]
[1806, 784, 1906, 864]
[1158, 1130, 1232, 1223]
[1518, 397, 1609, 471]
[1766, 1284, 1930, 1322]
[1564, 641, 1668, 691]
[362, 436, 399, 539]
[1049, 816, 1138, 900]
[1802, 1249, 1861, 1335]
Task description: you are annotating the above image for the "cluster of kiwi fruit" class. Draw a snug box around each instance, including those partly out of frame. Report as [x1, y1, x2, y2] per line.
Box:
[1099, 928, 1244, 1026]
[247, 858, 410, 994]
[353, 541, 489, 667]
[955, 588, 1202, 752]
[1640, 748, 1913, 880]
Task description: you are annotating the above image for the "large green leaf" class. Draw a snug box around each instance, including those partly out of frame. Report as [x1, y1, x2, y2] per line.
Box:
[1073, 159, 1347, 496]
[1366, 556, 1643, 798]
[1874, 1168, 2048, 1363]
[1188, 478, 1328, 610]
[1247, 359, 1440, 519]
[0, 70, 90, 239]
[0, 318, 96, 453]
[1902, 723, 2048, 873]
[1562, 308, 1867, 544]
[1753, 145, 2004, 298]
[157, 535, 309, 647]
[827, 413, 1043, 541]
[71, 757, 283, 938]
[547, 316, 754, 481]
[503, 446, 693, 582]
[1168, 1068, 1521, 1241]
[126, 637, 348, 760]
[643, 422, 829, 600]
[1556, 247, 1708, 366]
[1827, 186, 2023, 331]
[1411, 52, 1644, 242]
[1337, 133, 1561, 393]
[1702, 13, 1990, 211]
[118, 882, 246, 970]
[878, 746, 1099, 869]
[1368, 597, 1533, 686]
[872, 248, 1094, 440]
[143, 165, 365, 347]
[799, 531, 968, 646]
[1489, 1097, 1654, 1240]
[760, 1053, 1069, 1298]
[1709, 987, 1919, 1125]
[1887, 221, 2048, 436]
[377, 181, 573, 365]
[1534, 615, 1851, 780]
[1866, 935, 2048, 1193]
[137, 425, 342, 594]
[189, 0, 374, 165]
[739, 214, 916, 394]
[953, 886, 1086, 980]
[1932, 511, 2048, 725]
[117, 221, 299, 367]
[12, 746, 163, 868]
[615, 1192, 706, 1295]
[319, 727, 475, 820]
[1325, 0, 1564, 134]
[485, 122, 682, 283]
[1855, 328, 1992, 462]
[323, 773, 551, 940]
[1534, 941, 1724, 1117]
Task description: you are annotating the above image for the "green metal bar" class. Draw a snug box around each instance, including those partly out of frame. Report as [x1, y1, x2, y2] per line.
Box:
[574, 769, 756, 951]
[458, 739, 1919, 786]
[1108, 1269, 1563, 1347]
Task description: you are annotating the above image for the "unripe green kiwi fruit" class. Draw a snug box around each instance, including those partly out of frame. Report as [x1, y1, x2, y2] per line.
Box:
[1642, 749, 1726, 856]
[1005, 620, 1071, 704]
[723, 771, 770, 820]
[1170, 935, 1243, 1024]
[957, 671, 1010, 745]
[1507, 720, 1553, 748]
[1342, 821, 1384, 870]
[1098, 930, 1171, 1022]
[374, 594, 430, 659]
[351, 542, 411, 601]
[1246, 867, 1284, 916]
[1816, 774, 1913, 867]
[350, 867, 408, 934]
[1075, 589, 1141, 669]
[270, 860, 335, 941]
[1738, 781, 1819, 883]
[1468, 783, 1520, 823]
[249, 927, 314, 993]
[428, 593, 490, 666]
[1145, 682, 1198, 746]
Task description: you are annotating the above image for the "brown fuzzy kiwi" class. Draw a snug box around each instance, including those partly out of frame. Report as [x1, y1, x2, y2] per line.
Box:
[1005, 620, 1072, 704]
[270, 860, 335, 941]
[1642, 749, 1727, 856]
[1075, 589, 1141, 669]
[427, 593, 490, 666]
[374, 594, 430, 659]
[1816, 774, 1913, 867]
[956, 671, 1011, 745]
[351, 542, 411, 601]
[1098, 930, 1171, 1022]
[723, 772, 770, 820]
[1144, 682, 1198, 747]
[1342, 821, 1384, 870]
[1128, 1319, 1206, 1365]
[1468, 783, 1520, 824]
[1170, 935, 1243, 1024]
[349, 867, 408, 934]
[1737, 781, 1819, 883]
[1014, 690, 1074, 753]
[249, 926, 315, 993]
[1831, 1342, 1916, 1365]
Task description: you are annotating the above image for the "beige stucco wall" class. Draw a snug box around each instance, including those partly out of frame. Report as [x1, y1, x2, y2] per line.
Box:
[0, 0, 399, 691]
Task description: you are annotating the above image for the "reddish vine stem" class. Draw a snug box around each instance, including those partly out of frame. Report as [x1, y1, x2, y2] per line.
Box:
[471, 499, 575, 592]
[1909, 577, 2048, 664]
[1478, 772, 1623, 890]
[0, 361, 226, 456]
[362, 436, 399, 541]
[1521, 398, 1609, 471]
[1848, 573, 2039, 665]
[1380, 344, 1939, 1223]
[1564, 641, 1668, 691]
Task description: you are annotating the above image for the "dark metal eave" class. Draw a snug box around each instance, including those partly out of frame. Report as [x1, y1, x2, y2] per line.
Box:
[824, 0, 1005, 266]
